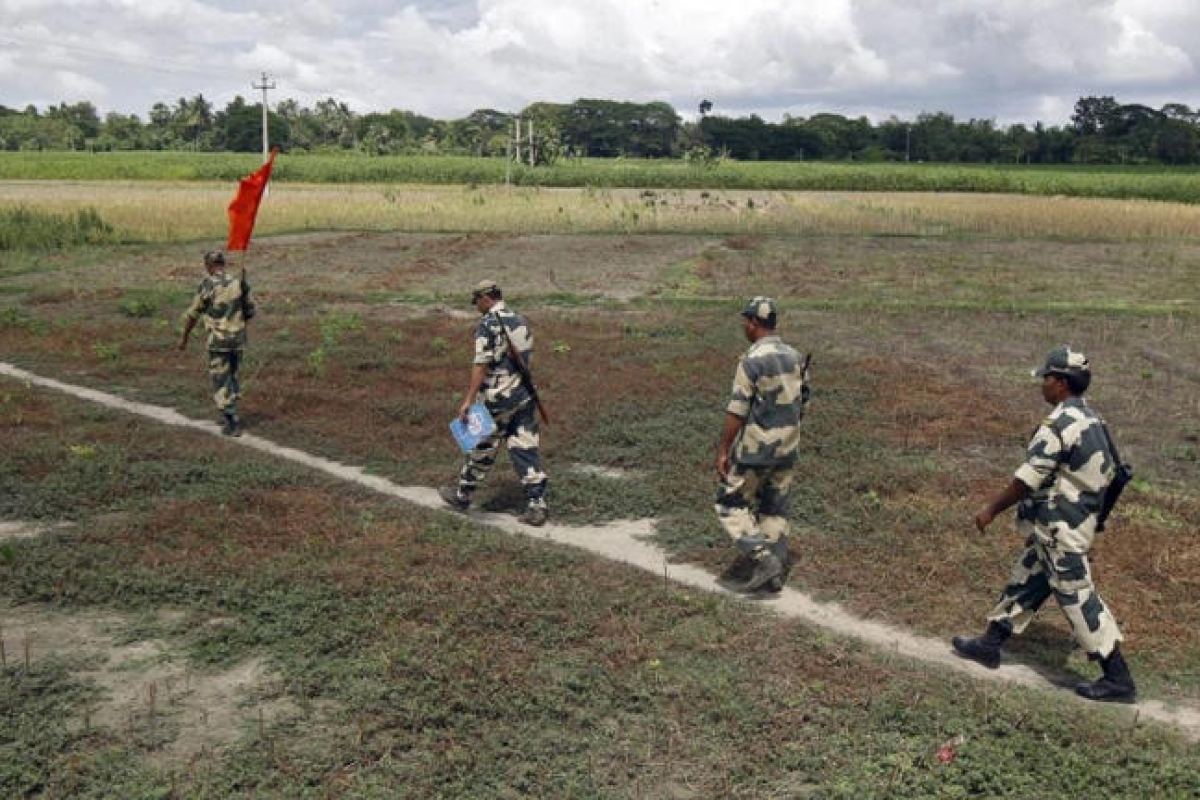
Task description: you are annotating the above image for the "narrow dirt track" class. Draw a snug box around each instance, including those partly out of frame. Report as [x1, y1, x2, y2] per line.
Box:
[4, 360, 1198, 740]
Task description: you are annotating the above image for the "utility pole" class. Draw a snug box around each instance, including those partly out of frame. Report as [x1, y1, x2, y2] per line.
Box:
[253, 71, 275, 199]
[253, 71, 275, 163]
[505, 119, 513, 186]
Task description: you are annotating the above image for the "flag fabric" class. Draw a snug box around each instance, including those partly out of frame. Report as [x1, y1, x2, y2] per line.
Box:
[225, 148, 278, 252]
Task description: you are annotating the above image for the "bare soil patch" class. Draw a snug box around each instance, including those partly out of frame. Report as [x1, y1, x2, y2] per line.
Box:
[1, 599, 299, 764]
[0, 520, 70, 542]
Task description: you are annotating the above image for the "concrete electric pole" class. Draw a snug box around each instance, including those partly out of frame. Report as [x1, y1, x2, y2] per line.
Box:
[253, 71, 275, 163]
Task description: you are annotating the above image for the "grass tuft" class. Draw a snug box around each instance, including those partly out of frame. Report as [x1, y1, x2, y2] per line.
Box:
[0, 205, 120, 251]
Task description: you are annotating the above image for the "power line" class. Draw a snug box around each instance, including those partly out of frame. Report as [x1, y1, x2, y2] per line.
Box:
[2, 33, 359, 111]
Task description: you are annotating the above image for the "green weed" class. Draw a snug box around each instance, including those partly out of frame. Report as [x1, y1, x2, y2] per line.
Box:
[306, 311, 365, 377]
[0, 205, 120, 251]
[91, 342, 121, 362]
[0, 306, 49, 334]
[116, 294, 159, 318]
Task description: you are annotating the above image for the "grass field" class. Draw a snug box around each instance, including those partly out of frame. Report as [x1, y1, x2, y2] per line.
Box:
[5, 151, 1200, 203]
[2, 183, 1200, 797]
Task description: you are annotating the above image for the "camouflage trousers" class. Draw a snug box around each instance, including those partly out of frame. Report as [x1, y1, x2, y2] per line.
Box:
[207, 349, 242, 414]
[714, 462, 794, 554]
[456, 400, 548, 507]
[986, 536, 1123, 658]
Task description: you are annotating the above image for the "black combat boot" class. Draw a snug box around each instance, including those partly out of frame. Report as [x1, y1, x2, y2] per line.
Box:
[764, 536, 790, 593]
[743, 549, 783, 593]
[951, 621, 1011, 669]
[438, 486, 470, 511]
[221, 411, 243, 437]
[1075, 646, 1137, 703]
[519, 504, 548, 527]
[719, 553, 756, 585]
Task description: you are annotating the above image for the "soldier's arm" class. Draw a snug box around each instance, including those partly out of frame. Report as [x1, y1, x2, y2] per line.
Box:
[718, 359, 755, 479]
[716, 412, 745, 480]
[975, 422, 1060, 531]
[178, 288, 206, 350]
[178, 315, 197, 351]
[457, 364, 489, 421]
[974, 478, 1029, 532]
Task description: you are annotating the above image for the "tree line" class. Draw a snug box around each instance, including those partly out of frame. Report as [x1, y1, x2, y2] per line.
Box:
[2, 94, 1199, 165]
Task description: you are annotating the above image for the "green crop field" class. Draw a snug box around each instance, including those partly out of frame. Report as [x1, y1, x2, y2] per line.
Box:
[2, 180, 1199, 797]
[5, 150, 1200, 203]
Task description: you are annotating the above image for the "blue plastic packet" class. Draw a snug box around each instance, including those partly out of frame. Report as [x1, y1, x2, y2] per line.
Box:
[449, 403, 496, 453]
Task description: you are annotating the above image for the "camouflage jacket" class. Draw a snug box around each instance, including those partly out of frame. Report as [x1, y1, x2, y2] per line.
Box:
[727, 335, 806, 467]
[1014, 396, 1116, 552]
[474, 301, 533, 413]
[183, 270, 249, 352]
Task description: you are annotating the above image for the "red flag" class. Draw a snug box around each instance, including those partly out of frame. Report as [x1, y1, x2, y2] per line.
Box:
[225, 148, 278, 252]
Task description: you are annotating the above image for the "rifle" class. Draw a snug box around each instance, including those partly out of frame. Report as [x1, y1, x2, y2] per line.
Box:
[1097, 421, 1132, 532]
[240, 267, 256, 321]
[800, 352, 812, 407]
[498, 319, 550, 426]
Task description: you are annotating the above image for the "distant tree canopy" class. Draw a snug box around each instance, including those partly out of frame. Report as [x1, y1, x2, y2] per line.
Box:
[1, 94, 1198, 165]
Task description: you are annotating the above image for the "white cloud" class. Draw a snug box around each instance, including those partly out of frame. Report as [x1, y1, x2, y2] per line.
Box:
[1, 0, 1199, 124]
[232, 44, 298, 76]
[53, 68, 107, 100]
[1102, 13, 1194, 82]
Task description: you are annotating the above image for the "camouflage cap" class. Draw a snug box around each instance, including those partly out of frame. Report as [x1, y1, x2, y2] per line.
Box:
[472, 279, 500, 299]
[1033, 345, 1090, 378]
[204, 250, 226, 267]
[740, 296, 778, 328]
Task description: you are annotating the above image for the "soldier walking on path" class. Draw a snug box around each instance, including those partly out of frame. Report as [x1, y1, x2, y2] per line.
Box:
[178, 251, 254, 437]
[953, 345, 1136, 702]
[715, 297, 810, 594]
[440, 279, 550, 526]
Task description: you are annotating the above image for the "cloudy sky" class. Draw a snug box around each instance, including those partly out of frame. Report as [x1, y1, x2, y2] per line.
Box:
[2, 0, 1198, 126]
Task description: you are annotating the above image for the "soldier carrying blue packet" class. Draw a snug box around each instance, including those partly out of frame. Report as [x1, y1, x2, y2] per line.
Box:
[440, 279, 550, 526]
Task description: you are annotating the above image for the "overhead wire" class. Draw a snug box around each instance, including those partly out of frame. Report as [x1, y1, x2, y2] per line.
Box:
[1, 33, 360, 111]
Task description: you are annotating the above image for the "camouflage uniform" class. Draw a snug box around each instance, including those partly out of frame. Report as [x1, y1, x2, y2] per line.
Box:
[955, 346, 1135, 700]
[986, 394, 1124, 657]
[182, 259, 250, 419]
[453, 299, 549, 510]
[715, 298, 808, 569]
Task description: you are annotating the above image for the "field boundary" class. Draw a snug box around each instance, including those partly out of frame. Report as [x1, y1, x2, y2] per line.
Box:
[4, 360, 1198, 740]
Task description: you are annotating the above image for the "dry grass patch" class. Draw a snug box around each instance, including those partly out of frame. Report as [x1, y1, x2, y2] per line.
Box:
[853, 192, 1200, 240]
[7, 182, 1200, 242]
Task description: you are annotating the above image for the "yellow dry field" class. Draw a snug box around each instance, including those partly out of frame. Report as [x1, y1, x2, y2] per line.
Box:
[4, 180, 1200, 241]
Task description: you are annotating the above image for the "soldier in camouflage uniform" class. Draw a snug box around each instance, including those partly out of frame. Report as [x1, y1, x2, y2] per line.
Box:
[440, 279, 549, 526]
[953, 345, 1136, 702]
[715, 296, 809, 594]
[178, 251, 253, 437]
